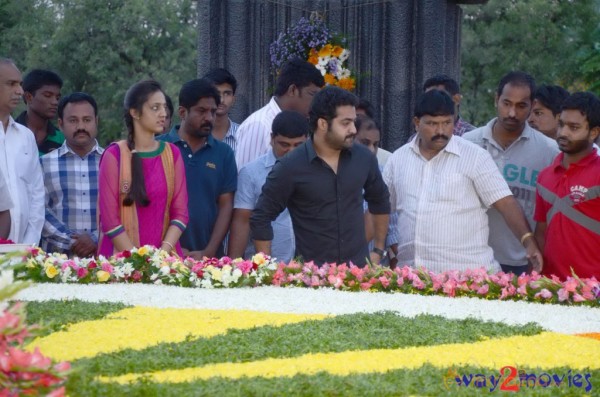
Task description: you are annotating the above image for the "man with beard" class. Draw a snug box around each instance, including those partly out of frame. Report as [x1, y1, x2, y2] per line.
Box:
[383, 90, 542, 273]
[0, 58, 44, 245]
[40, 92, 103, 256]
[15, 69, 65, 155]
[251, 86, 390, 267]
[157, 79, 236, 259]
[463, 71, 558, 275]
[534, 92, 600, 280]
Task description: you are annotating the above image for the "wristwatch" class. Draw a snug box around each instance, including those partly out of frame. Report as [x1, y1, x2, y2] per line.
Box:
[372, 247, 388, 258]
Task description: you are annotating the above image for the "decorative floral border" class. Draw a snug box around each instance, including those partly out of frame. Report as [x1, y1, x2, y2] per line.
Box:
[10, 246, 600, 307]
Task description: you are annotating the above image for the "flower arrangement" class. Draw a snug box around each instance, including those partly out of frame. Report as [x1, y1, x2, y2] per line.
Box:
[270, 16, 356, 90]
[9, 246, 600, 306]
[0, 254, 70, 396]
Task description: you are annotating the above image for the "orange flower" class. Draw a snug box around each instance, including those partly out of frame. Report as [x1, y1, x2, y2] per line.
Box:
[318, 44, 333, 58]
[324, 73, 336, 85]
[331, 45, 344, 57]
[308, 49, 319, 65]
[336, 77, 355, 91]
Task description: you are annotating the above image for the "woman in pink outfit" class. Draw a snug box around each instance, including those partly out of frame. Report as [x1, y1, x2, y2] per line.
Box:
[98, 80, 188, 256]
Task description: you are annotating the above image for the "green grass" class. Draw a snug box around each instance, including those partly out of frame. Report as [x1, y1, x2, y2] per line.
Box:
[20, 300, 597, 397]
[24, 300, 128, 336]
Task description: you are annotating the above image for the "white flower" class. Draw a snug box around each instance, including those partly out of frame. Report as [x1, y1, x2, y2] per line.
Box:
[160, 266, 171, 276]
[61, 266, 72, 283]
[318, 56, 331, 67]
[316, 64, 326, 76]
[200, 278, 214, 289]
[339, 49, 350, 62]
[0, 270, 13, 290]
[338, 68, 351, 79]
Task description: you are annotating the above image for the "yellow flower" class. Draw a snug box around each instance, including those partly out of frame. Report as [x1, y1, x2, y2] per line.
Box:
[138, 246, 148, 256]
[331, 45, 344, 57]
[318, 44, 333, 58]
[96, 270, 110, 283]
[336, 77, 355, 91]
[308, 48, 319, 65]
[324, 73, 336, 85]
[210, 268, 222, 282]
[45, 265, 58, 279]
[252, 253, 266, 266]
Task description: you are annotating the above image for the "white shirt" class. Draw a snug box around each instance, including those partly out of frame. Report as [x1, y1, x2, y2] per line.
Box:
[235, 97, 281, 171]
[383, 135, 512, 273]
[0, 117, 44, 244]
[0, 169, 13, 212]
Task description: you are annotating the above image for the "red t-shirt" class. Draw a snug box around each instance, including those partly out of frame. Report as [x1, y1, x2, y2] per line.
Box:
[534, 149, 600, 280]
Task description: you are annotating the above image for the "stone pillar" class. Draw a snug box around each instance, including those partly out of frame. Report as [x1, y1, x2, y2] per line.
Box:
[197, 0, 475, 150]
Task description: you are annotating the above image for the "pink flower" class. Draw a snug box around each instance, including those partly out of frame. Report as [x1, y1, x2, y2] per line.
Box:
[563, 278, 579, 293]
[235, 260, 253, 275]
[499, 285, 516, 300]
[76, 267, 88, 279]
[442, 279, 457, 297]
[572, 293, 586, 302]
[412, 277, 425, 290]
[378, 276, 390, 289]
[88, 260, 98, 270]
[557, 288, 570, 302]
[516, 284, 528, 296]
[359, 281, 372, 290]
[476, 284, 489, 295]
[328, 275, 344, 289]
[350, 266, 365, 281]
[310, 275, 321, 287]
[101, 263, 114, 274]
[132, 270, 142, 282]
[534, 288, 553, 300]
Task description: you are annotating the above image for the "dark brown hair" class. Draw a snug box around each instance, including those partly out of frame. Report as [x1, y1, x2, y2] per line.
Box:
[122, 79, 163, 207]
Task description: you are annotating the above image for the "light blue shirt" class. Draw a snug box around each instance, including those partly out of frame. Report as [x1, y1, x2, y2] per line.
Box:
[235, 150, 295, 262]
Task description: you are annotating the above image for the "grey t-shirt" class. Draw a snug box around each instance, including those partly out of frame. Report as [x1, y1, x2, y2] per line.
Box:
[463, 119, 559, 266]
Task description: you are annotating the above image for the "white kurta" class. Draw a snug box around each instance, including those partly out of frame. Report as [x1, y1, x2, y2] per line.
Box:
[0, 117, 44, 244]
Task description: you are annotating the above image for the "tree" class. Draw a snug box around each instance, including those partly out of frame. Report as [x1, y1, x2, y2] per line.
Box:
[461, 0, 600, 126]
[1, 0, 198, 145]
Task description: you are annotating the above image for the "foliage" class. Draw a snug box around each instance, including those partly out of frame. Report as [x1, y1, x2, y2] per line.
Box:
[581, 26, 600, 95]
[0, 0, 198, 145]
[0, 255, 70, 396]
[11, 246, 600, 306]
[461, 0, 600, 126]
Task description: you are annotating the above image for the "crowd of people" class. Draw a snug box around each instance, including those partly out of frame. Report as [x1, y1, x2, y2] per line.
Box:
[0, 56, 598, 281]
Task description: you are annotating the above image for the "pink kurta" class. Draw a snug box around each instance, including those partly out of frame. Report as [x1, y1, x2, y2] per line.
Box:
[98, 141, 188, 256]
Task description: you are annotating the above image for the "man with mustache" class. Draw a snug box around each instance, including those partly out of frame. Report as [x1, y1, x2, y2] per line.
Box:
[15, 69, 65, 155]
[40, 92, 103, 257]
[157, 79, 236, 260]
[383, 90, 542, 273]
[0, 58, 44, 245]
[534, 92, 600, 280]
[463, 71, 558, 275]
[251, 86, 390, 267]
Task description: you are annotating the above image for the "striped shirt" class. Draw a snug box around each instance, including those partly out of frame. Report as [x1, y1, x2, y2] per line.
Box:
[40, 141, 104, 254]
[383, 135, 512, 273]
[235, 97, 281, 171]
[221, 118, 239, 153]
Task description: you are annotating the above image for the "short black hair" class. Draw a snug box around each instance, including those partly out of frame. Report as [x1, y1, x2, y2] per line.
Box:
[178, 78, 221, 109]
[57, 92, 98, 119]
[423, 74, 460, 96]
[533, 85, 570, 116]
[357, 98, 376, 119]
[22, 69, 63, 94]
[308, 86, 358, 135]
[355, 114, 380, 133]
[274, 58, 325, 97]
[496, 71, 536, 101]
[271, 110, 310, 139]
[561, 92, 600, 130]
[414, 90, 455, 118]
[165, 94, 174, 117]
[203, 68, 238, 94]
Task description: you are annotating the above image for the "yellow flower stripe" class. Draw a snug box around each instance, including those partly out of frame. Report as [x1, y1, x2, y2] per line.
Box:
[26, 308, 328, 362]
[99, 332, 600, 385]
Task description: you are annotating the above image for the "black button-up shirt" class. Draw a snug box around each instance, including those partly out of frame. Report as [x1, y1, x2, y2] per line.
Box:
[250, 139, 390, 266]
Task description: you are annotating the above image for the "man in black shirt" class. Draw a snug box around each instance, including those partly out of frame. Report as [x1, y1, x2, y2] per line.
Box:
[250, 86, 390, 266]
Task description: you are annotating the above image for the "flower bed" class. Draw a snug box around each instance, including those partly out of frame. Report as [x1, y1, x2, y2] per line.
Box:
[11, 246, 600, 306]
